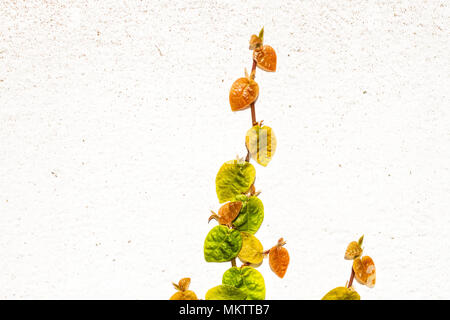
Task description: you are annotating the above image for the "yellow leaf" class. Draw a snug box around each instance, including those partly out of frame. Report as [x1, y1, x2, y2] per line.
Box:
[170, 291, 198, 300]
[245, 125, 277, 167]
[238, 232, 264, 265]
[322, 286, 360, 300]
[344, 241, 362, 260]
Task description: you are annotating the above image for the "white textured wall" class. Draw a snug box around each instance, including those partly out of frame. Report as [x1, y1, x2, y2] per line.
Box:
[1, 0, 449, 299]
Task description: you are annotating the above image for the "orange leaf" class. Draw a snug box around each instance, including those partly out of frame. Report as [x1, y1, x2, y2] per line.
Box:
[229, 75, 259, 112]
[269, 238, 290, 278]
[253, 45, 277, 72]
[170, 277, 198, 300]
[353, 256, 376, 288]
[177, 278, 191, 291]
[209, 201, 243, 227]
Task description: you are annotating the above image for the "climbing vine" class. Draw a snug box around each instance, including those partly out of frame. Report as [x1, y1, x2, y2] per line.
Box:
[170, 28, 289, 300]
[322, 235, 377, 300]
[170, 29, 376, 301]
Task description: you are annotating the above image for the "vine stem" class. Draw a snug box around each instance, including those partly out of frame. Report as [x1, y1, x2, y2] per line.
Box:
[347, 267, 355, 288]
[250, 59, 258, 126]
[237, 57, 258, 267]
[245, 59, 258, 163]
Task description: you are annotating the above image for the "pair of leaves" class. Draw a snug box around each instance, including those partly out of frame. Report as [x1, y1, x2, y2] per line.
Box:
[238, 232, 264, 265]
[353, 256, 376, 288]
[204, 225, 243, 262]
[322, 287, 360, 300]
[268, 238, 290, 278]
[215, 160, 256, 203]
[204, 195, 263, 263]
[345, 235, 376, 288]
[245, 124, 277, 167]
[249, 28, 277, 72]
[232, 196, 264, 234]
[170, 278, 198, 300]
[222, 266, 266, 300]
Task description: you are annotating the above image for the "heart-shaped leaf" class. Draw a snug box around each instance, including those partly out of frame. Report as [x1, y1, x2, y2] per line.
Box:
[229, 72, 259, 112]
[245, 125, 277, 167]
[322, 287, 360, 300]
[170, 291, 198, 300]
[215, 160, 256, 203]
[238, 232, 264, 265]
[205, 284, 247, 300]
[268, 238, 290, 278]
[170, 278, 198, 300]
[344, 241, 363, 260]
[204, 225, 243, 262]
[222, 266, 266, 300]
[173, 278, 191, 291]
[253, 45, 277, 72]
[233, 196, 264, 234]
[353, 256, 376, 288]
[209, 201, 243, 227]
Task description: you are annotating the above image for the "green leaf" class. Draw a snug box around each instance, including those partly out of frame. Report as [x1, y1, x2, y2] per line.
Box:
[258, 27, 264, 42]
[222, 267, 265, 300]
[215, 160, 256, 203]
[233, 196, 264, 234]
[358, 235, 364, 246]
[234, 194, 249, 202]
[204, 225, 243, 262]
[238, 232, 264, 265]
[321, 287, 360, 300]
[205, 284, 247, 300]
[245, 125, 277, 167]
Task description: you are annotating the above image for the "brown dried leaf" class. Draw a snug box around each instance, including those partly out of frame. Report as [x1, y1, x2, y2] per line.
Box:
[209, 201, 243, 227]
[268, 238, 290, 278]
[218, 202, 242, 224]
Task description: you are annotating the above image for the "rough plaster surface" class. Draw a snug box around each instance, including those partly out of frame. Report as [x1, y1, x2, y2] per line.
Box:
[0, 0, 449, 299]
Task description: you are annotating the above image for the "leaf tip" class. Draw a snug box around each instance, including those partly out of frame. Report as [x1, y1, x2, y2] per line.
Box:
[258, 27, 264, 41]
[358, 235, 364, 246]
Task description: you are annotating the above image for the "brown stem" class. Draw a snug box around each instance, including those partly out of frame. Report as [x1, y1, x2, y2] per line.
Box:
[250, 103, 256, 126]
[245, 59, 258, 163]
[347, 267, 355, 288]
[237, 57, 259, 267]
[250, 59, 257, 126]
